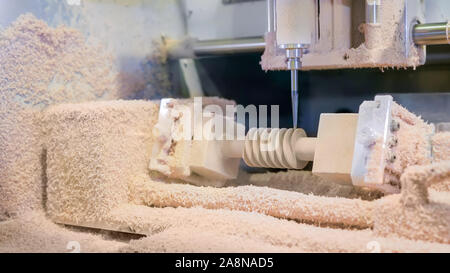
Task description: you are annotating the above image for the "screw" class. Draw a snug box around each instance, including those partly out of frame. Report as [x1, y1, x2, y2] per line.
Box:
[387, 152, 397, 163]
[390, 120, 400, 132]
[388, 136, 398, 148]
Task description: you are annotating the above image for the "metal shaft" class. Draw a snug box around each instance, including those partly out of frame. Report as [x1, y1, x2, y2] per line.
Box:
[291, 69, 299, 128]
[194, 37, 265, 56]
[267, 0, 277, 32]
[413, 22, 450, 45]
[177, 22, 448, 58]
[366, 0, 381, 25]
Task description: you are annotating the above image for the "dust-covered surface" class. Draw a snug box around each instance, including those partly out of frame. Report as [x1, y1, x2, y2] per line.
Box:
[43, 100, 159, 224]
[149, 97, 236, 186]
[2, 101, 450, 253]
[433, 132, 450, 163]
[2, 205, 450, 253]
[36, 100, 449, 252]
[1, 13, 449, 253]
[0, 212, 127, 253]
[2, 95, 450, 253]
[374, 162, 450, 244]
[112, 205, 450, 253]
[0, 14, 177, 220]
[230, 170, 384, 201]
[42, 100, 375, 231]
[365, 102, 434, 192]
[0, 14, 122, 219]
[261, 0, 425, 71]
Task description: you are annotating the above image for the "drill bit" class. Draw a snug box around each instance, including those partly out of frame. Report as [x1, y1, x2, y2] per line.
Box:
[291, 69, 299, 128]
[280, 44, 307, 129]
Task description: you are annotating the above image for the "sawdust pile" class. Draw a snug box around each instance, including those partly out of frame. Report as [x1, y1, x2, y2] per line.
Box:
[43, 100, 159, 224]
[115, 205, 450, 253]
[374, 162, 450, 244]
[0, 212, 127, 253]
[2, 205, 449, 253]
[433, 132, 450, 162]
[131, 179, 375, 229]
[232, 170, 384, 201]
[0, 13, 122, 219]
[430, 132, 450, 192]
[0, 14, 174, 220]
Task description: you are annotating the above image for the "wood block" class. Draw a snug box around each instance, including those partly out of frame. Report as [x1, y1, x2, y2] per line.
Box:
[312, 113, 358, 184]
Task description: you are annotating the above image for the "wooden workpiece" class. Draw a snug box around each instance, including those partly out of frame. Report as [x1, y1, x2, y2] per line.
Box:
[312, 113, 359, 184]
